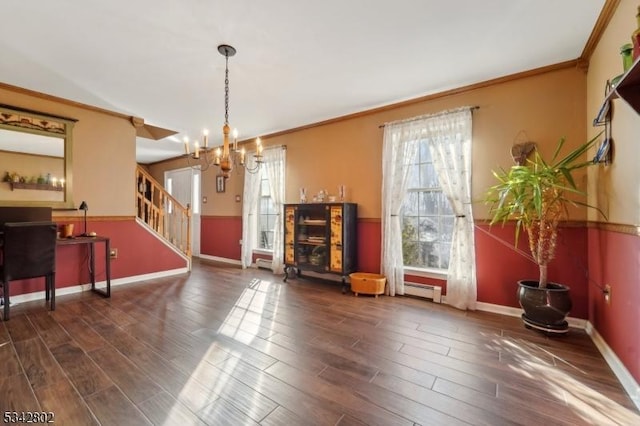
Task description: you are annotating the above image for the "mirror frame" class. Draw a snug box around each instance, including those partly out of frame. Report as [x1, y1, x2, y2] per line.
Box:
[0, 104, 75, 209]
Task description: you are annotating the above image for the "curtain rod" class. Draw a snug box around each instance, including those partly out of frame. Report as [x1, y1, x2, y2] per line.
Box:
[378, 105, 479, 128]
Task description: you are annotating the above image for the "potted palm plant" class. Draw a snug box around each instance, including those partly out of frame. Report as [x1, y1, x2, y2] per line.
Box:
[485, 133, 604, 334]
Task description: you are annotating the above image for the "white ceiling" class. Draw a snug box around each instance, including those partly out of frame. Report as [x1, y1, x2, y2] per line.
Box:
[0, 1, 606, 164]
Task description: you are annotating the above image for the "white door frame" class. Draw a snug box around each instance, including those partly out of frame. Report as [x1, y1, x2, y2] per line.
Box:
[165, 166, 201, 256]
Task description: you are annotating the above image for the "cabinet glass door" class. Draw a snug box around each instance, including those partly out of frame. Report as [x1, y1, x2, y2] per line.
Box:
[330, 205, 343, 272]
[284, 205, 296, 264]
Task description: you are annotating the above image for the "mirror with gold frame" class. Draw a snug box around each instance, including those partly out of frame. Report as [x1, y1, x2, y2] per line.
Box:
[0, 105, 75, 209]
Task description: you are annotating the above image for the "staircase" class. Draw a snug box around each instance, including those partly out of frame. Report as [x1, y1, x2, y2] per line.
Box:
[136, 165, 192, 257]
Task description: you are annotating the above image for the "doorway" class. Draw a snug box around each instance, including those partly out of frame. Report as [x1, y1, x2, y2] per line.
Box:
[165, 167, 201, 256]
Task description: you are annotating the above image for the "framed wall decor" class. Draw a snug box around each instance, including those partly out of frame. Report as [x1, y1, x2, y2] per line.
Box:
[216, 175, 225, 193]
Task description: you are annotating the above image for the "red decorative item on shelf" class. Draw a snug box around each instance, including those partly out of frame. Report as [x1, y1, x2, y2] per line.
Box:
[632, 6, 640, 60]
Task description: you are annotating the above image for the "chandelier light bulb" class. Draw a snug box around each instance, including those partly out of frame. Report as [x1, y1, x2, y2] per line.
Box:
[183, 136, 190, 155]
[240, 147, 246, 165]
[232, 128, 239, 151]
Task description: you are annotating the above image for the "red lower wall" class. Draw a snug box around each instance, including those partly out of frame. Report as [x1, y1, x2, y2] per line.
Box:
[199, 217, 383, 272]
[200, 216, 242, 260]
[358, 221, 592, 319]
[10, 218, 188, 297]
[357, 220, 381, 274]
[588, 227, 640, 384]
[475, 223, 590, 318]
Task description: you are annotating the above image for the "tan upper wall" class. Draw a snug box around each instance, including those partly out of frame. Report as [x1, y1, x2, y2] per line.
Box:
[151, 66, 587, 220]
[587, 0, 640, 226]
[0, 86, 137, 216]
[4, 64, 586, 221]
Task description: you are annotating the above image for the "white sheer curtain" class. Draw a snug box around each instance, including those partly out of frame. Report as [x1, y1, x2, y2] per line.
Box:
[381, 107, 476, 309]
[425, 108, 476, 310]
[381, 123, 419, 296]
[241, 155, 262, 268]
[264, 147, 286, 274]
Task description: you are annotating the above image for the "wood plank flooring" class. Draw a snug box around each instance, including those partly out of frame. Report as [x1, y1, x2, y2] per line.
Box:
[1, 259, 638, 425]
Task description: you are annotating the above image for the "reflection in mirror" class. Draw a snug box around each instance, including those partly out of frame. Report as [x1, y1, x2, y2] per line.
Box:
[0, 105, 74, 209]
[0, 131, 64, 202]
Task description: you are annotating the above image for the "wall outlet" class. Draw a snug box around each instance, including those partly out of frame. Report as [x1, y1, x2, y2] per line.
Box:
[110, 248, 118, 259]
[604, 284, 612, 304]
[239, 239, 242, 245]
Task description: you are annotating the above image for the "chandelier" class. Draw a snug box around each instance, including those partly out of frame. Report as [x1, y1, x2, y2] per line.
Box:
[183, 44, 263, 178]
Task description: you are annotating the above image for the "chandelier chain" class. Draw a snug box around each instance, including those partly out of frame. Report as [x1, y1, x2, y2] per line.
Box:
[224, 53, 229, 126]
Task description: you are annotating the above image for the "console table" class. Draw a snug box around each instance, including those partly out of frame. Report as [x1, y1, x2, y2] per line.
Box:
[56, 236, 111, 297]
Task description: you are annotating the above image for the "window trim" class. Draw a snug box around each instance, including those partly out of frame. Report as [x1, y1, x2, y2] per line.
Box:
[404, 266, 447, 280]
[253, 247, 273, 255]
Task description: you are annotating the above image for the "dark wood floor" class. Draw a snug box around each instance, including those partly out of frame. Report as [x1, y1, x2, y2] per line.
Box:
[1, 259, 638, 425]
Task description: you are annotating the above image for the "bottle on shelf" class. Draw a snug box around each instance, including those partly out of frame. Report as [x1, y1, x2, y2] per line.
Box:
[621, 43, 634, 72]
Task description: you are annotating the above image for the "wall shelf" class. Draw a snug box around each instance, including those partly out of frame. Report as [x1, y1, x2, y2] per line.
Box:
[615, 56, 640, 114]
[594, 56, 640, 125]
[8, 182, 63, 192]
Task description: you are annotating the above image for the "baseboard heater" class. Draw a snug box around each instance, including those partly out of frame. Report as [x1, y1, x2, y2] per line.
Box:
[404, 282, 442, 303]
[255, 258, 273, 271]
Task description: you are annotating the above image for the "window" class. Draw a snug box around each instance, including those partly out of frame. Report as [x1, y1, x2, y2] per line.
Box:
[401, 140, 454, 270]
[257, 173, 276, 250]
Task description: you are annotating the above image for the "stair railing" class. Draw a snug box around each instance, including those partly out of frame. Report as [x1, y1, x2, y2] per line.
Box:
[135, 165, 191, 257]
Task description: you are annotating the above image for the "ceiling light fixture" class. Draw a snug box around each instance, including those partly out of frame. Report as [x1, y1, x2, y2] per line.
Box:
[183, 44, 263, 178]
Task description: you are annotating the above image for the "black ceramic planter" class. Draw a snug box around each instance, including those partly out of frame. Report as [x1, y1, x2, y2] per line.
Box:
[517, 280, 572, 334]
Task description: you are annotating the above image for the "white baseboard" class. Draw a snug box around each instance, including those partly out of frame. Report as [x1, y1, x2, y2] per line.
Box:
[475, 301, 587, 329]
[197, 254, 242, 266]
[7, 267, 189, 306]
[110, 267, 189, 286]
[475, 301, 523, 318]
[585, 322, 640, 411]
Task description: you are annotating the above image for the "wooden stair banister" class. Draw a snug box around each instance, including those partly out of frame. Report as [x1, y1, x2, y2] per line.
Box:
[135, 166, 192, 257]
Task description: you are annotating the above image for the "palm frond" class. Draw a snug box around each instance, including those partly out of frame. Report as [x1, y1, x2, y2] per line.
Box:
[485, 134, 606, 283]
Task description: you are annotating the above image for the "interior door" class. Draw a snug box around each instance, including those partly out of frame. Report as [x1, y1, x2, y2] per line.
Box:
[165, 167, 201, 256]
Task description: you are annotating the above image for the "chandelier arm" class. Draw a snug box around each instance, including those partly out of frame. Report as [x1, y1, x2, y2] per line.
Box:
[243, 154, 264, 173]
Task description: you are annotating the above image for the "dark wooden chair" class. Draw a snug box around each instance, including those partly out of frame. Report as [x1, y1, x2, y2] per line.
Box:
[1, 221, 57, 321]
